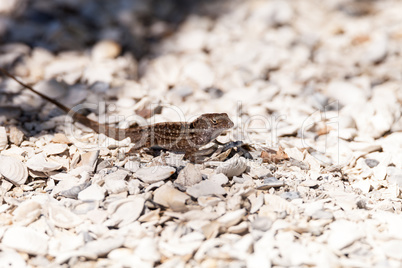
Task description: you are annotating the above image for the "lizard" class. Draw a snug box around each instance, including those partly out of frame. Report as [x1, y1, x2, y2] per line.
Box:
[0, 68, 234, 159]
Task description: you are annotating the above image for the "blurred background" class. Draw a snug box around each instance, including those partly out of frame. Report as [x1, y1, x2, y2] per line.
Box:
[0, 0, 400, 148]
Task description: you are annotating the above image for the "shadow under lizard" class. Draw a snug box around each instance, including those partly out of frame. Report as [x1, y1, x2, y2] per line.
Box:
[0, 68, 234, 159]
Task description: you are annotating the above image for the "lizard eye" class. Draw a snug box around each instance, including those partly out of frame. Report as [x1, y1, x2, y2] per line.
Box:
[212, 118, 218, 124]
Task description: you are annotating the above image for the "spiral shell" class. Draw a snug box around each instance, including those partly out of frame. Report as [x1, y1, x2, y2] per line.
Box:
[0, 155, 28, 186]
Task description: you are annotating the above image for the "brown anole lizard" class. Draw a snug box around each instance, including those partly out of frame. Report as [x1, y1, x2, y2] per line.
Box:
[0, 68, 234, 159]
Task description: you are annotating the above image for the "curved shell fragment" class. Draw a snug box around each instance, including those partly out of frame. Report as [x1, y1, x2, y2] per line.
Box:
[48, 203, 83, 229]
[134, 166, 176, 183]
[0, 126, 8, 151]
[0, 155, 28, 186]
[216, 155, 247, 177]
[26, 153, 63, 172]
[2, 226, 49, 255]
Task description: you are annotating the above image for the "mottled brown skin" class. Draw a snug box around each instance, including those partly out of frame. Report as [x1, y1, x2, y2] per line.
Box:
[126, 113, 234, 157]
[0, 68, 234, 158]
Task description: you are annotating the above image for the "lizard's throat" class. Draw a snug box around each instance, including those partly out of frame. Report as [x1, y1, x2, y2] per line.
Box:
[209, 128, 226, 141]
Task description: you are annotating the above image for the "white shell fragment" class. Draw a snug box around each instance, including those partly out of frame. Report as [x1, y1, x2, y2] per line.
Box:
[264, 194, 298, 215]
[153, 184, 189, 211]
[134, 166, 176, 183]
[26, 153, 63, 172]
[42, 143, 68, 155]
[187, 179, 227, 198]
[77, 183, 105, 201]
[12, 200, 42, 226]
[0, 155, 28, 185]
[78, 150, 99, 170]
[2, 0, 402, 266]
[217, 209, 246, 228]
[2, 226, 49, 255]
[0, 249, 27, 267]
[106, 197, 145, 227]
[0, 126, 8, 150]
[124, 160, 140, 172]
[133, 237, 161, 263]
[175, 163, 202, 187]
[209, 173, 229, 185]
[257, 176, 285, 190]
[327, 220, 363, 250]
[48, 203, 83, 229]
[103, 169, 129, 194]
[215, 156, 247, 177]
[78, 236, 125, 259]
[9, 126, 24, 146]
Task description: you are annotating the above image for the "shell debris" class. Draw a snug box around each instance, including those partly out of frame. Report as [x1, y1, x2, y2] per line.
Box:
[1, 0, 402, 266]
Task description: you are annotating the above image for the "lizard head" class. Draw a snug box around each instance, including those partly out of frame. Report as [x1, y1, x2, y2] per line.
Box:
[190, 113, 234, 140]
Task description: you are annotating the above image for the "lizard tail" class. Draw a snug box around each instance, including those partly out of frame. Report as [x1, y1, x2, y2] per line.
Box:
[0, 67, 72, 114]
[0, 67, 127, 141]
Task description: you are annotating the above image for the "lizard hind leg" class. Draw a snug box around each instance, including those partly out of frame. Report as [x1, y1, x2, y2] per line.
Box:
[184, 148, 202, 163]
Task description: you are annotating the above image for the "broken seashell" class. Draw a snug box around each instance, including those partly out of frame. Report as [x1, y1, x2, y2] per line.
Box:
[133, 237, 161, 263]
[106, 197, 145, 227]
[327, 220, 363, 250]
[55, 236, 125, 263]
[248, 193, 264, 214]
[198, 196, 221, 207]
[159, 232, 204, 257]
[163, 153, 186, 168]
[104, 170, 129, 194]
[209, 173, 229, 185]
[186, 180, 226, 198]
[51, 133, 71, 144]
[134, 166, 176, 183]
[82, 236, 125, 258]
[0, 155, 28, 186]
[217, 209, 246, 228]
[215, 155, 247, 177]
[77, 183, 105, 201]
[2, 226, 49, 255]
[0, 180, 14, 193]
[26, 153, 63, 172]
[257, 176, 285, 190]
[175, 163, 202, 187]
[12, 200, 42, 226]
[0, 249, 26, 267]
[153, 184, 189, 211]
[0, 126, 8, 150]
[284, 147, 304, 161]
[42, 143, 68, 156]
[202, 221, 221, 239]
[251, 216, 272, 232]
[124, 160, 140, 172]
[58, 182, 91, 199]
[264, 194, 298, 215]
[138, 208, 160, 223]
[78, 150, 99, 171]
[227, 221, 248, 234]
[9, 126, 24, 146]
[86, 209, 108, 224]
[261, 147, 289, 163]
[48, 203, 83, 229]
